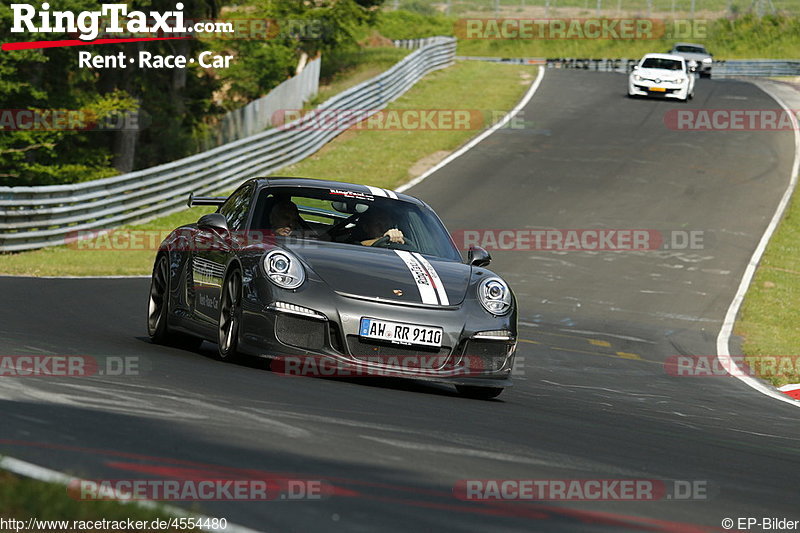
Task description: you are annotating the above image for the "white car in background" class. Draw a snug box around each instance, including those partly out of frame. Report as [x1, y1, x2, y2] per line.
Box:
[628, 53, 695, 102]
[668, 43, 713, 78]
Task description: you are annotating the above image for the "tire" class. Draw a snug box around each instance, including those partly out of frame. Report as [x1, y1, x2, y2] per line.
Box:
[456, 385, 504, 400]
[218, 268, 243, 362]
[147, 254, 204, 350]
[147, 255, 171, 344]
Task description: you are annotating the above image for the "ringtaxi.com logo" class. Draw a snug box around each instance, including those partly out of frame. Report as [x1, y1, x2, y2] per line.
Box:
[453, 479, 709, 501]
[0, 355, 141, 377]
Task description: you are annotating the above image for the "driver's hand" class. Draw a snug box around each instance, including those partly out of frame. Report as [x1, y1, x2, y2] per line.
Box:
[384, 228, 405, 244]
[275, 226, 292, 237]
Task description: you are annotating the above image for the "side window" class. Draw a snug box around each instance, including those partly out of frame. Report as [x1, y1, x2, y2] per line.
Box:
[219, 185, 252, 231]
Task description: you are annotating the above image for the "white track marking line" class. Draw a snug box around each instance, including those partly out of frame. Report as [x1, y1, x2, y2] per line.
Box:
[715, 82, 800, 407]
[396, 66, 545, 194]
[0, 456, 261, 533]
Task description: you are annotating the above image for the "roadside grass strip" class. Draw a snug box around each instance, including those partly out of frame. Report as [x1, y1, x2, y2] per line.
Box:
[0, 462, 210, 533]
[737, 178, 800, 388]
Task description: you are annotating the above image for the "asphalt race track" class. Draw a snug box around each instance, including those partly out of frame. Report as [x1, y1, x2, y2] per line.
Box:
[2, 70, 799, 532]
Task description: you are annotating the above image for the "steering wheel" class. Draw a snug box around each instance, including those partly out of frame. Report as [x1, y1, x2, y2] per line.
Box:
[326, 213, 361, 241]
[370, 235, 416, 248]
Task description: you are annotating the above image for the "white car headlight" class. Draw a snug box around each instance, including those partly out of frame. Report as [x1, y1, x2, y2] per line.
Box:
[702, 57, 712, 64]
[478, 277, 512, 316]
[633, 74, 642, 82]
[263, 250, 305, 290]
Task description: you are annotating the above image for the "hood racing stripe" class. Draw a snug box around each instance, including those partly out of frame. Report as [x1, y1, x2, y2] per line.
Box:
[394, 250, 439, 305]
[366, 186, 387, 197]
[365, 186, 398, 200]
[411, 252, 450, 305]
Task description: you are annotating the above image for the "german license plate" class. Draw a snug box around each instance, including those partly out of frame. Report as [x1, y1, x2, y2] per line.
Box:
[359, 318, 443, 347]
[649, 87, 666, 92]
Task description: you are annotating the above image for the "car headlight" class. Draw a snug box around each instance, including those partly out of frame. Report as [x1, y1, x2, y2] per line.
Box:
[702, 57, 712, 64]
[633, 74, 642, 82]
[478, 277, 512, 316]
[263, 250, 305, 290]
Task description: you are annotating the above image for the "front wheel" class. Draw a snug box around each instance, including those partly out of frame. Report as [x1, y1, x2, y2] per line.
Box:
[218, 268, 243, 361]
[456, 385, 504, 400]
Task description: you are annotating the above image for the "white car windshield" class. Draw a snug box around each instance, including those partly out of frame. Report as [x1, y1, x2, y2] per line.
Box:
[641, 58, 683, 71]
[675, 45, 707, 54]
[251, 187, 462, 261]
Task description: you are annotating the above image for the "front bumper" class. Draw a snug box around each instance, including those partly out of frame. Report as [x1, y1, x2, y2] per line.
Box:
[628, 80, 689, 99]
[239, 277, 517, 387]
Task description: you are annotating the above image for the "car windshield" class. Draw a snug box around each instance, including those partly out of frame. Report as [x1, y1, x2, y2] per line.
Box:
[675, 45, 707, 54]
[251, 186, 462, 261]
[641, 58, 683, 71]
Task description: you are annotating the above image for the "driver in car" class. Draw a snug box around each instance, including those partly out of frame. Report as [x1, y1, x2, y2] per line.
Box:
[357, 207, 405, 246]
[270, 200, 302, 237]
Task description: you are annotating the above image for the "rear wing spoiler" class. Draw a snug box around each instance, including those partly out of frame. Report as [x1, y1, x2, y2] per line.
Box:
[187, 192, 226, 207]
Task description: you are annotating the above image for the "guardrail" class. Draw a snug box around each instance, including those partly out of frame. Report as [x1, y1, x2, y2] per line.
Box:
[393, 38, 448, 50]
[713, 60, 800, 78]
[199, 56, 321, 151]
[458, 56, 800, 77]
[0, 37, 456, 252]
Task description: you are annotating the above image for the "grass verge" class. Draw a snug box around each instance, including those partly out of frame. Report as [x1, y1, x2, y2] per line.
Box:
[309, 47, 411, 107]
[378, 10, 800, 59]
[0, 470, 186, 532]
[736, 178, 800, 387]
[0, 61, 535, 277]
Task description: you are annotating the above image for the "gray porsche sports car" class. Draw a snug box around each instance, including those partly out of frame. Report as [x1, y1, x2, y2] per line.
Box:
[147, 177, 517, 399]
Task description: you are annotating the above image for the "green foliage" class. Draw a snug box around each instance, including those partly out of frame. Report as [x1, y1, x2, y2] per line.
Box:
[377, 10, 455, 39]
[0, 471, 185, 527]
[399, 0, 439, 16]
[0, 0, 387, 186]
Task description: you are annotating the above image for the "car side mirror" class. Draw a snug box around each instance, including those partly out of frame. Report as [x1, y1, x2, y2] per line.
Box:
[632, 65, 639, 70]
[467, 246, 491, 267]
[198, 213, 229, 233]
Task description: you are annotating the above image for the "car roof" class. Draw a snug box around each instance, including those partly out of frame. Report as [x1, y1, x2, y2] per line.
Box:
[641, 53, 685, 61]
[672, 42, 707, 49]
[244, 177, 427, 207]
